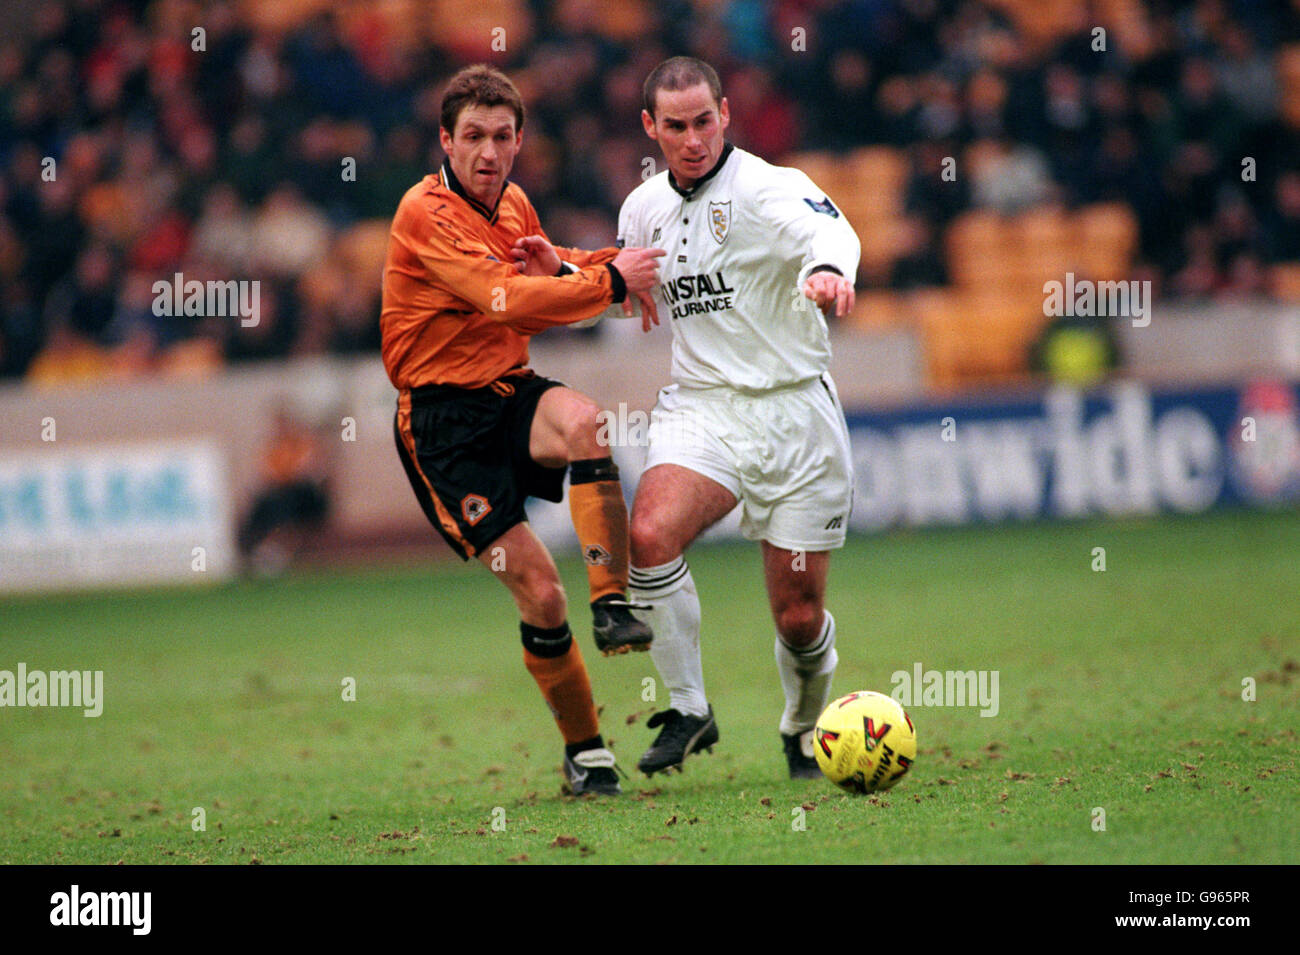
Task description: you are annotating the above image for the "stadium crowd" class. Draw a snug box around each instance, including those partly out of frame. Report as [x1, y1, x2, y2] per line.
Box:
[1, 0, 1298, 383]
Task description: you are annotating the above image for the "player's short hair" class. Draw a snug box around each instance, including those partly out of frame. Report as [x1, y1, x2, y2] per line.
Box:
[643, 56, 722, 118]
[440, 64, 525, 135]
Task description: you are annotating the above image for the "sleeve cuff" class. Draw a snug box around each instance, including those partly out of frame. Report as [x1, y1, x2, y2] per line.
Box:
[605, 263, 627, 303]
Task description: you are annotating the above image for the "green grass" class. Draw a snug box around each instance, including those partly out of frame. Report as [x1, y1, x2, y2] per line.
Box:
[1, 509, 1296, 864]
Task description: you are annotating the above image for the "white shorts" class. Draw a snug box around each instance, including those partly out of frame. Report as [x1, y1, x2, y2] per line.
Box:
[644, 374, 854, 551]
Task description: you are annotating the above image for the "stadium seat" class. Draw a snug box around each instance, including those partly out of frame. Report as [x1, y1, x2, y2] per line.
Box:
[1271, 263, 1300, 302]
[425, 0, 534, 59]
[910, 288, 963, 388]
[1007, 206, 1077, 296]
[945, 209, 1012, 288]
[846, 290, 907, 330]
[846, 147, 908, 218]
[1076, 203, 1138, 283]
[238, 0, 331, 31]
[986, 0, 1075, 45]
[1278, 45, 1300, 87]
[855, 214, 904, 285]
[336, 220, 392, 282]
[158, 338, 224, 378]
[910, 283, 1044, 389]
[785, 151, 838, 190]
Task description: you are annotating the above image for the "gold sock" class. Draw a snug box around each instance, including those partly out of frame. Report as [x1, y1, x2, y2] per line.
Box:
[568, 458, 629, 602]
[522, 638, 600, 744]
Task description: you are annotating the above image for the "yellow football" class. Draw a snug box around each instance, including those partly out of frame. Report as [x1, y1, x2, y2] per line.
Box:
[813, 691, 917, 793]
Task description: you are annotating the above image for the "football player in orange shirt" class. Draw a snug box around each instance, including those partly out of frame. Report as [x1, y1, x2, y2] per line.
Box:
[381, 64, 665, 795]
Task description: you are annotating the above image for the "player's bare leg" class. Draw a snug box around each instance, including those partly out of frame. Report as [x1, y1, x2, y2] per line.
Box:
[529, 386, 650, 655]
[478, 520, 568, 627]
[628, 463, 736, 773]
[478, 521, 620, 794]
[762, 541, 838, 778]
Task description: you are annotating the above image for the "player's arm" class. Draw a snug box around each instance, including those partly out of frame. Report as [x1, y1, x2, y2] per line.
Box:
[512, 197, 661, 331]
[551, 242, 620, 270]
[511, 202, 619, 274]
[411, 208, 625, 335]
[756, 169, 862, 318]
[509, 234, 618, 276]
[615, 193, 662, 332]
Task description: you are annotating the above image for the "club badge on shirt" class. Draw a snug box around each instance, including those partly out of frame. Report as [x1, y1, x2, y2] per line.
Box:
[709, 200, 732, 244]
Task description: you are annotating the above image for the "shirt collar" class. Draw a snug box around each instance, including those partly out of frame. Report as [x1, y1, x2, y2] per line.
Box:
[440, 159, 504, 223]
[668, 142, 735, 200]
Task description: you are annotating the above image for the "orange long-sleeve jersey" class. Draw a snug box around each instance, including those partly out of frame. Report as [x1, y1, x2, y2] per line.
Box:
[380, 163, 622, 389]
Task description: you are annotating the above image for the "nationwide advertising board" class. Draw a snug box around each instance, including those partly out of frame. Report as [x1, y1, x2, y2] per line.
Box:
[527, 379, 1300, 549]
[841, 379, 1300, 531]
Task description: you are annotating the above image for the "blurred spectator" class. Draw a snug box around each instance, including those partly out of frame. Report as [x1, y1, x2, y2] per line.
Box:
[190, 183, 253, 273]
[1264, 171, 1300, 262]
[42, 242, 117, 340]
[1030, 311, 1121, 388]
[249, 184, 330, 278]
[236, 406, 331, 575]
[969, 136, 1054, 214]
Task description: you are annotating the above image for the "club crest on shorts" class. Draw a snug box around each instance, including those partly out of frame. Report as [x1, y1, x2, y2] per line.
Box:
[583, 544, 612, 566]
[460, 493, 491, 526]
[708, 200, 731, 245]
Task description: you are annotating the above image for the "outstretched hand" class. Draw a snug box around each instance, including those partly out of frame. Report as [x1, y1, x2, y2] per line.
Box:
[802, 271, 855, 318]
[612, 246, 665, 332]
[621, 289, 661, 332]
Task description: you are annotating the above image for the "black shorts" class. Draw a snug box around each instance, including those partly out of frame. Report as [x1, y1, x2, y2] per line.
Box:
[394, 371, 566, 560]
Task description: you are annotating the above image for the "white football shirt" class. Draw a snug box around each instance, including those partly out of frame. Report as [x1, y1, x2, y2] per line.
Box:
[616, 143, 861, 392]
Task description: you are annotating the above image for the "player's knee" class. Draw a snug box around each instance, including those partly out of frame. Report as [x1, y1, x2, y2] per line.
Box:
[511, 568, 566, 626]
[630, 512, 678, 567]
[775, 601, 823, 647]
[560, 401, 604, 458]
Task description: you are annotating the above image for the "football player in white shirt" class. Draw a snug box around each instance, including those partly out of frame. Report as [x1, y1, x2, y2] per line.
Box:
[511, 57, 859, 780]
[620, 57, 860, 779]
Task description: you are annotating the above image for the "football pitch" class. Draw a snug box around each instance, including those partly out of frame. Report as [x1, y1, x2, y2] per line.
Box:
[1, 508, 1296, 865]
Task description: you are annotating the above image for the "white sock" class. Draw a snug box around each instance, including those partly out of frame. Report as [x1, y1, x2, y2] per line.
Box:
[775, 610, 838, 736]
[629, 557, 708, 718]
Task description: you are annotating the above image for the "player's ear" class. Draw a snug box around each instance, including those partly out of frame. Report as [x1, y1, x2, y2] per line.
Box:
[718, 97, 730, 132]
[641, 109, 657, 140]
[439, 126, 453, 154]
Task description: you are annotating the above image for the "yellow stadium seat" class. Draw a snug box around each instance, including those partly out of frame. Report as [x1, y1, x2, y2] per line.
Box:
[846, 290, 907, 330]
[336, 219, 393, 280]
[1278, 45, 1300, 86]
[1009, 206, 1075, 294]
[1271, 263, 1300, 302]
[945, 210, 1012, 287]
[1076, 203, 1138, 282]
